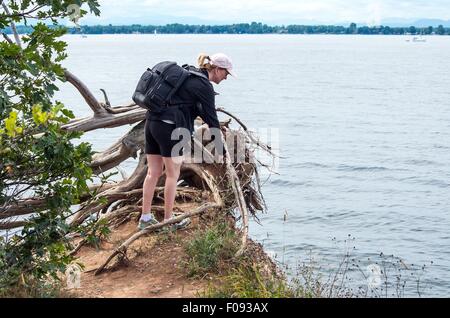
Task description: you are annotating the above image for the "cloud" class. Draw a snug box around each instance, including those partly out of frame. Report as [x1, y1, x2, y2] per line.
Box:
[78, 0, 450, 25]
[367, 1, 382, 26]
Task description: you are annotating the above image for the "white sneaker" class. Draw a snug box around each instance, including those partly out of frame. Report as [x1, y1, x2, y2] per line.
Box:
[172, 217, 191, 230]
[159, 217, 191, 233]
[138, 214, 158, 230]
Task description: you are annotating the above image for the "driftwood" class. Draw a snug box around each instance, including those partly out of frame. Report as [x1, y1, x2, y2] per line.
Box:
[1, 68, 276, 272]
[221, 131, 250, 257]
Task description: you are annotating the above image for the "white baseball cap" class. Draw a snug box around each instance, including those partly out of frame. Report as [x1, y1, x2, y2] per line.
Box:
[210, 53, 237, 78]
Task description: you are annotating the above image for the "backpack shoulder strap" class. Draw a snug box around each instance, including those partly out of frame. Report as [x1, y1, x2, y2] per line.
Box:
[182, 64, 209, 81]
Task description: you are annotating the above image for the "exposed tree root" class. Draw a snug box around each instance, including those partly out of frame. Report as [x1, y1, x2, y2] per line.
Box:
[2, 70, 277, 274]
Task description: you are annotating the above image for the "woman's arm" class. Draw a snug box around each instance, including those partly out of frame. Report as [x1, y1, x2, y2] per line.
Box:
[192, 80, 221, 129]
[192, 80, 225, 158]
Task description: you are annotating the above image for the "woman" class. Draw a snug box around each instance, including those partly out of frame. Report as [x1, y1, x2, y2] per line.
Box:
[139, 53, 236, 230]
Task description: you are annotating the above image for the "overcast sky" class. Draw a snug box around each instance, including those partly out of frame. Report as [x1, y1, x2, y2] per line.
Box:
[77, 0, 450, 25]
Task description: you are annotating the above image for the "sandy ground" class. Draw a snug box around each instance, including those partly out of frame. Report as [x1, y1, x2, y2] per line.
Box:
[67, 216, 213, 298]
[64, 196, 278, 299]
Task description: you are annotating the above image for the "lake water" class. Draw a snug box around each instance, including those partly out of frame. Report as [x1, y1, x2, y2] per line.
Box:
[53, 34, 450, 297]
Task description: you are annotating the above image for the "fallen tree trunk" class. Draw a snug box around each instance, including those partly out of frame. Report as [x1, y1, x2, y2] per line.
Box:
[2, 69, 274, 269]
[62, 107, 145, 132]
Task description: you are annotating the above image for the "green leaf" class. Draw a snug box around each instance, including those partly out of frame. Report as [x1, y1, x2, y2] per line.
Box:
[61, 108, 75, 119]
[45, 83, 59, 95]
[5, 111, 18, 137]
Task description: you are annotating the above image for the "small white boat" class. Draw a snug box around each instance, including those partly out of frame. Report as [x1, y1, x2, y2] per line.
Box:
[413, 36, 426, 42]
[406, 36, 426, 42]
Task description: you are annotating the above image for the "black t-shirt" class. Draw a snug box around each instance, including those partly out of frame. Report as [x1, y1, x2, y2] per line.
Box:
[145, 67, 221, 134]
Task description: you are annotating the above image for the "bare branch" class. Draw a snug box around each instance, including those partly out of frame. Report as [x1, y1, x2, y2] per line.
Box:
[0, 220, 27, 230]
[2, 32, 13, 43]
[103, 104, 141, 114]
[64, 69, 109, 117]
[62, 107, 146, 132]
[217, 107, 248, 130]
[0, 183, 114, 223]
[1, 2, 23, 49]
[0, 198, 44, 220]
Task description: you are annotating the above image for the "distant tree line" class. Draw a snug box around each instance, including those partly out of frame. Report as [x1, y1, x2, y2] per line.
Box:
[4, 22, 450, 35]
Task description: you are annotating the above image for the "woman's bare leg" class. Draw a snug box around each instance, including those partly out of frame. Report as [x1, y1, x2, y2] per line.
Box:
[162, 156, 183, 220]
[142, 154, 164, 216]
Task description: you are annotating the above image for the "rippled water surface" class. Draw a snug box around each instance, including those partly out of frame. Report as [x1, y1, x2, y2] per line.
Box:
[53, 34, 450, 296]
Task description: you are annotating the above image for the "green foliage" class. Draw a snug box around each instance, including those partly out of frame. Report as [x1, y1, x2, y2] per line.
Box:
[436, 24, 446, 35]
[201, 262, 308, 298]
[79, 217, 111, 249]
[186, 221, 313, 298]
[0, 0, 100, 296]
[183, 221, 239, 277]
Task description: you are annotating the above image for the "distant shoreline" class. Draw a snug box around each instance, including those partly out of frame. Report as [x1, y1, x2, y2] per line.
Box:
[57, 33, 446, 36]
[4, 22, 450, 36]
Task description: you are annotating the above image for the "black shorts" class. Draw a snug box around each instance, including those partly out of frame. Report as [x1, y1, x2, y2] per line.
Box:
[144, 120, 189, 157]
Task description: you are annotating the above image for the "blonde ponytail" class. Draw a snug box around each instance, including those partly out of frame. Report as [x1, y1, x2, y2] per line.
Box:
[197, 53, 215, 70]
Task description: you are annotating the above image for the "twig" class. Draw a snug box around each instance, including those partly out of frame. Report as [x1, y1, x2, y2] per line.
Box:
[69, 206, 136, 256]
[217, 107, 248, 130]
[64, 69, 108, 117]
[69, 238, 87, 256]
[253, 164, 267, 212]
[100, 89, 111, 107]
[0, 4, 44, 19]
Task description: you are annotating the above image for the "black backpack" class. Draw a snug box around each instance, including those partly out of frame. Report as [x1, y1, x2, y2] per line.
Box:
[132, 61, 208, 113]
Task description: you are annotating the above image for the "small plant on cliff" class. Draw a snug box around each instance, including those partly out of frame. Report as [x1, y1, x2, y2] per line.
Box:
[200, 260, 312, 298]
[183, 221, 239, 277]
